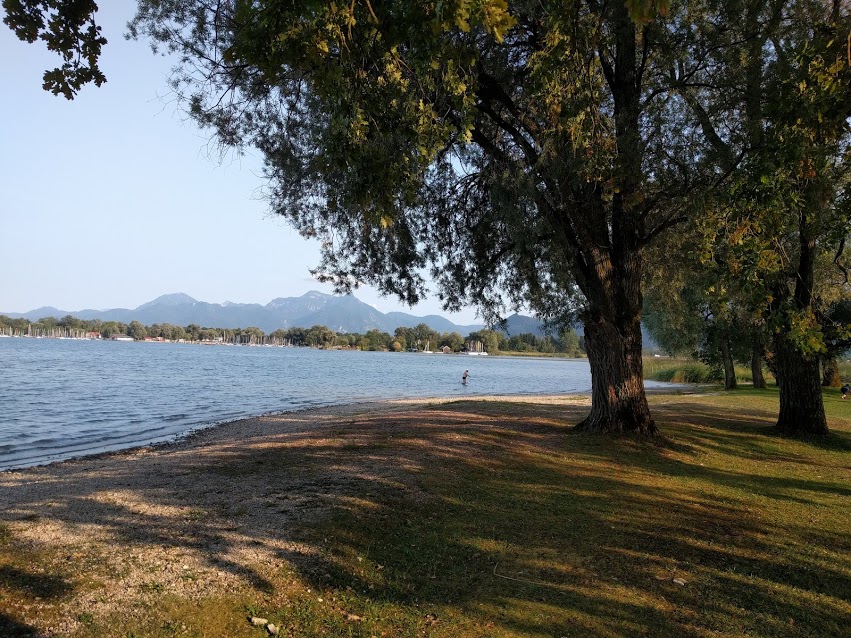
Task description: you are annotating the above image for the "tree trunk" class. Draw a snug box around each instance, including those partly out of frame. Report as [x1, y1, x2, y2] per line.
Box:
[578, 312, 657, 435]
[720, 340, 737, 390]
[771, 184, 829, 435]
[751, 348, 766, 389]
[570, 0, 656, 436]
[774, 333, 828, 435]
[822, 353, 842, 387]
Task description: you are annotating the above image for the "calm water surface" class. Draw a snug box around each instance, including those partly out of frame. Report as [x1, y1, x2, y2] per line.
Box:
[0, 339, 669, 470]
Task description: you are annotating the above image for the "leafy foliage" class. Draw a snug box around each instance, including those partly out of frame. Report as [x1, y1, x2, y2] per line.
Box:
[3, 0, 107, 98]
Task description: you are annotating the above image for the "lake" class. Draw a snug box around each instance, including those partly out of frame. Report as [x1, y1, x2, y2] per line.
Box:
[0, 338, 669, 470]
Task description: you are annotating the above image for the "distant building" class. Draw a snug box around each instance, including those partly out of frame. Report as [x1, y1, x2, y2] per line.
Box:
[85, 332, 101, 340]
[441, 345, 452, 354]
[110, 334, 134, 341]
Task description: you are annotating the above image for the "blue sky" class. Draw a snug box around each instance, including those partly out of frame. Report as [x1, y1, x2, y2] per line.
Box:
[0, 1, 480, 324]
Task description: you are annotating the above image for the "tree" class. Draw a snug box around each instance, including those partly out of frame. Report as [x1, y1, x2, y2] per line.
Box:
[644, 236, 764, 390]
[58, 314, 82, 329]
[128, 1, 722, 435]
[127, 320, 147, 340]
[185, 323, 201, 341]
[363, 329, 392, 351]
[507, 333, 539, 352]
[439, 331, 465, 352]
[559, 328, 583, 357]
[410, 323, 439, 351]
[672, 0, 851, 434]
[285, 327, 308, 346]
[305, 325, 335, 348]
[392, 327, 411, 351]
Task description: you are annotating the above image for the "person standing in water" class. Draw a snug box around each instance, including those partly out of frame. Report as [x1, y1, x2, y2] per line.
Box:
[462, 370, 469, 385]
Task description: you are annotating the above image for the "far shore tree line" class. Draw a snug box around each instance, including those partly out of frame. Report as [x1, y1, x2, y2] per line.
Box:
[0, 315, 586, 356]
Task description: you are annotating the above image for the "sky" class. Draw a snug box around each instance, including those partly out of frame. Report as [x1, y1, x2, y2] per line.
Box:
[0, 1, 480, 324]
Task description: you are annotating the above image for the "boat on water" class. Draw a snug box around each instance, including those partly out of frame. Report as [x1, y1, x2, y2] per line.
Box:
[465, 340, 488, 355]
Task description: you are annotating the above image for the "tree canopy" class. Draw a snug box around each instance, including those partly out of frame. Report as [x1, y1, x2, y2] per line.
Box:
[3, 0, 106, 98]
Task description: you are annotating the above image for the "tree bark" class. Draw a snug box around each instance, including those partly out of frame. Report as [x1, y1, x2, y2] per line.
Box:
[774, 333, 828, 435]
[773, 201, 829, 436]
[822, 354, 842, 387]
[570, 0, 656, 437]
[720, 339, 737, 390]
[578, 311, 657, 435]
[751, 347, 766, 389]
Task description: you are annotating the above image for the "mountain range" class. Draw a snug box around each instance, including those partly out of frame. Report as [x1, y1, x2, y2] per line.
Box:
[2, 291, 546, 336]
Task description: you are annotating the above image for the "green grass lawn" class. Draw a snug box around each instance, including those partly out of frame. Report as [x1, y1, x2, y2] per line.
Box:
[2, 389, 850, 637]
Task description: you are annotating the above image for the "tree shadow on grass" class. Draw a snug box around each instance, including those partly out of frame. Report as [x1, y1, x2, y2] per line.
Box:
[0, 613, 41, 638]
[0, 400, 849, 637]
[0, 565, 73, 599]
[267, 404, 851, 636]
[0, 565, 74, 637]
[651, 400, 851, 460]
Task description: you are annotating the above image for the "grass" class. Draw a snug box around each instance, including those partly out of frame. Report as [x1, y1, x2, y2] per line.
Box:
[644, 357, 765, 384]
[2, 391, 850, 637]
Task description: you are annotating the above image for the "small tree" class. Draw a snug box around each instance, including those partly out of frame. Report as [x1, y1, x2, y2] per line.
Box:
[127, 320, 147, 340]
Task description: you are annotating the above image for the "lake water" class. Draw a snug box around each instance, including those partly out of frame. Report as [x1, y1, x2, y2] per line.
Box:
[0, 338, 669, 470]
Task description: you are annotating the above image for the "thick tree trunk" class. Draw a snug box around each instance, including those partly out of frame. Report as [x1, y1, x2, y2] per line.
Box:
[570, 0, 656, 436]
[751, 348, 766, 389]
[720, 340, 737, 390]
[578, 313, 657, 435]
[774, 334, 828, 435]
[773, 201, 828, 436]
[822, 354, 842, 387]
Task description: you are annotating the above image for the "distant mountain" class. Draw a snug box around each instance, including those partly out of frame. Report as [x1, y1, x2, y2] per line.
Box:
[2, 291, 486, 335]
[2, 292, 663, 350]
[502, 313, 547, 336]
[136, 293, 199, 309]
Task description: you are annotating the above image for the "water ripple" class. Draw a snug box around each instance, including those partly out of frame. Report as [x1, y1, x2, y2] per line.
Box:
[0, 339, 650, 470]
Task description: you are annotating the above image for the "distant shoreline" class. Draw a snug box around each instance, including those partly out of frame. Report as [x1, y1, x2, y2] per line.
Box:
[1, 334, 600, 359]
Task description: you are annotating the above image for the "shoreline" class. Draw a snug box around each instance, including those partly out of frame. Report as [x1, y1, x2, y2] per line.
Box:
[0, 393, 593, 475]
[0, 385, 699, 475]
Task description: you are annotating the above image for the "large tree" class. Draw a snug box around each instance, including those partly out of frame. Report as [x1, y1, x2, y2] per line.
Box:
[672, 0, 851, 435]
[123, 0, 729, 435]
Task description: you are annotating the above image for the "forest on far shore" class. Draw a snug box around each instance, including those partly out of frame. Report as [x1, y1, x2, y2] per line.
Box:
[0, 314, 586, 357]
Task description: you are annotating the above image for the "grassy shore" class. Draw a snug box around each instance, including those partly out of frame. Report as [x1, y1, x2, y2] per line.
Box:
[1, 390, 850, 637]
[643, 356, 851, 385]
